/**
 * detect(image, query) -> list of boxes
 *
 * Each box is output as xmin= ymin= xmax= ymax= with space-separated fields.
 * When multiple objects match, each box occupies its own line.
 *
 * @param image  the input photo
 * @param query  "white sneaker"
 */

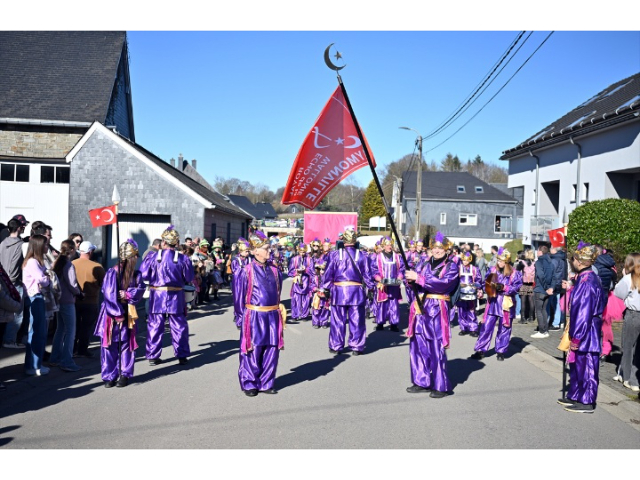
xmin=623 ymin=381 xmax=640 ymax=392
xmin=613 ymin=374 xmax=623 ymax=382
xmin=530 ymin=332 xmax=549 ymax=339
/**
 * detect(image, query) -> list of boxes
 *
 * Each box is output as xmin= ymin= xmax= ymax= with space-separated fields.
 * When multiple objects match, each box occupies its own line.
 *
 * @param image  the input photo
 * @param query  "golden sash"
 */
xmin=150 ymin=286 xmax=184 ymax=291
xmin=245 ymin=304 xmax=279 ymax=312
xmin=335 ymin=281 xmax=362 ymax=286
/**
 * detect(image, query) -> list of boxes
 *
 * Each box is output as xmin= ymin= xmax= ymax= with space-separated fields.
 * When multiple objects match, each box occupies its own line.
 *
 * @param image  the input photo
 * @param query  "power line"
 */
xmin=424 ymin=31 xmax=555 ymax=155
xmin=423 ymin=31 xmax=527 ymax=141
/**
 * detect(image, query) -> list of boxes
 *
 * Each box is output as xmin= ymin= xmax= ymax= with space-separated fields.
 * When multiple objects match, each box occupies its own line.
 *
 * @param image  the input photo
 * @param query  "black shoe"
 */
xmin=429 ymin=390 xmax=447 ymax=399
xmin=496 ymin=353 xmax=505 ymax=361
xmin=178 ymin=357 xmax=188 ymax=366
xmin=375 ymin=324 xmax=384 ymax=331
xmin=557 ymin=397 xmax=577 ymax=407
xmin=549 ymin=325 xmax=561 ymax=331
xmin=458 ymin=330 xmax=468 ymax=336
xmin=564 ymin=403 xmax=595 ymax=414
xmin=470 ymin=351 xmax=484 ymax=360
xmin=149 ymin=358 xmax=162 ymax=366
xmin=389 ymin=325 xmax=399 ymax=332
xmin=312 ymin=325 xmax=320 ymax=329
xmin=104 ymin=380 xmax=116 ymax=388
xmin=351 ymin=350 xmax=362 ymax=356
xmin=470 ymin=331 xmax=479 ymax=337
xmin=518 ymin=319 xmax=527 ymax=324
xmin=244 ymin=389 xmax=259 ymax=397
xmin=116 ymin=376 xmax=129 ymax=388
xmin=406 ymin=384 xmax=430 ymax=393
xmin=237 ymin=326 xmax=241 ymax=330
xmin=329 ymin=349 xmax=340 ymax=355
xmin=322 ymin=324 xmax=329 ymax=329
xmin=260 ymin=388 xmax=278 ymax=394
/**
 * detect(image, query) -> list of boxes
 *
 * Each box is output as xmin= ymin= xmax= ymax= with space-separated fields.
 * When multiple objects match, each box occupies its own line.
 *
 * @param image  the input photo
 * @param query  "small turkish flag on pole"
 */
xmin=548 ymin=226 xmax=566 ymax=248
xmin=282 ymin=86 xmax=376 ymax=209
xmin=88 ymin=205 xmax=118 ymax=228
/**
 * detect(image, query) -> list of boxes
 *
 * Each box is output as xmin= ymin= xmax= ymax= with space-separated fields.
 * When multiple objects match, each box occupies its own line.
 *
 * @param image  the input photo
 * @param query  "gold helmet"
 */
xmin=237 ymin=237 xmax=251 ymax=252
xmin=573 ymin=241 xmax=598 ymax=264
xmin=342 ymin=225 xmax=357 ymax=244
xmin=248 ymin=230 xmax=269 ymax=249
xmin=429 ymin=231 xmax=452 ymax=250
xmin=161 ymin=225 xmax=180 ymax=246
xmin=496 ymin=247 xmax=511 ymax=263
xmin=119 ymin=238 xmax=139 ymax=261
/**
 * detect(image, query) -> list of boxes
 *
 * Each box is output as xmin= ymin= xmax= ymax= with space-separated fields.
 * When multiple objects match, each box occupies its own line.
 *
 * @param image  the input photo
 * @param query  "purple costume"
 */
xmin=456 ymin=264 xmax=482 ymax=334
xmin=288 ymin=254 xmax=313 ymax=320
xmin=140 ymin=248 xmax=195 ymax=361
xmin=367 ymin=252 xmax=379 ymax=318
xmin=94 ymin=267 xmax=146 ymax=381
xmin=567 ymin=268 xmax=604 ymax=405
xmin=405 ymin=250 xmax=420 ymax=306
xmin=237 ymin=259 xmax=284 ymax=391
xmin=371 ymin=251 xmax=405 ymax=326
xmin=407 ymin=257 xmax=459 ymax=393
xmin=231 ymin=254 xmax=250 ymax=327
xmin=322 ymin=246 xmax=374 ymax=353
xmin=310 ymin=267 xmax=331 ymax=328
xmin=473 ymin=266 xmax=523 ymax=355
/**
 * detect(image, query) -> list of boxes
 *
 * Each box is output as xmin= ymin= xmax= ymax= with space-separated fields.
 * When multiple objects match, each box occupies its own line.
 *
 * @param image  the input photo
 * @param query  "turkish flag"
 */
xmin=548 ymin=226 xmax=566 ymax=247
xmin=88 ymin=205 xmax=117 ymax=228
xmin=282 ymin=86 xmax=376 ymax=209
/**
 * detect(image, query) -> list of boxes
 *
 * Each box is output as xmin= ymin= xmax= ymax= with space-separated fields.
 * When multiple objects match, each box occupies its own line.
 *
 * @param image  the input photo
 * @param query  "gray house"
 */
xmin=401 ymin=171 xmax=522 ymax=250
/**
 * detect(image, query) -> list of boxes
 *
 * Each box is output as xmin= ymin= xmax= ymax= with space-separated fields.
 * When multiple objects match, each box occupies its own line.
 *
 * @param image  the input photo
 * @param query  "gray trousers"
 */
xmin=534 ymin=292 xmax=550 ymax=333
xmin=620 ymin=309 xmax=640 ymax=386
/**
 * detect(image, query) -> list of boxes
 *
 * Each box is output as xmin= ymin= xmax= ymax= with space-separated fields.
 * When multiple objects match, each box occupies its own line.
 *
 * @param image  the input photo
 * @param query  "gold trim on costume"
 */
xmin=150 ymin=286 xmax=184 ymax=291
xmin=245 ymin=304 xmax=279 ymax=312
xmin=425 ymin=294 xmax=450 ymax=300
xmin=335 ymin=281 xmax=362 ymax=286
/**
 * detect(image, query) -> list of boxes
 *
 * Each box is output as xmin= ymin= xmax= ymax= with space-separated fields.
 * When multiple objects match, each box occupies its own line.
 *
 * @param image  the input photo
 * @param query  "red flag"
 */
xmin=88 ymin=205 xmax=117 ymax=228
xmin=548 ymin=226 xmax=566 ymax=247
xmin=282 ymin=86 xmax=376 ymax=209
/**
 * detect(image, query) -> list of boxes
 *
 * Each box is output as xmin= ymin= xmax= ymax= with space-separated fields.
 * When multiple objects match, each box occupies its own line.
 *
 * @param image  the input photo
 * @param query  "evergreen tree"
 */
xmin=360 ymin=180 xmax=386 ymax=226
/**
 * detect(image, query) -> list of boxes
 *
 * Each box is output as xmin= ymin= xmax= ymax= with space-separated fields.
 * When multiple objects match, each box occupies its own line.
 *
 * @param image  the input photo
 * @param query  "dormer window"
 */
xmin=457 ymin=186 xmax=465 ymax=193
xmin=475 ymin=186 xmax=484 ymax=193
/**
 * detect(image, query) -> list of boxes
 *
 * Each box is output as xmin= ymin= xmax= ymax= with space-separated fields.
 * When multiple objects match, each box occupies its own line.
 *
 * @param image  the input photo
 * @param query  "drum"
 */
xmin=459 ymin=284 xmax=477 ymax=301
xmin=184 ymin=285 xmax=196 ymax=304
xmin=485 ymin=272 xmax=499 ymax=298
xmin=382 ymin=278 xmax=402 ymax=286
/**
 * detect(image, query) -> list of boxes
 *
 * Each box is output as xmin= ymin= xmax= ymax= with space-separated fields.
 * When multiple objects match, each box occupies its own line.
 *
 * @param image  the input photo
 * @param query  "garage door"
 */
xmin=107 ymin=214 xmax=171 ymax=268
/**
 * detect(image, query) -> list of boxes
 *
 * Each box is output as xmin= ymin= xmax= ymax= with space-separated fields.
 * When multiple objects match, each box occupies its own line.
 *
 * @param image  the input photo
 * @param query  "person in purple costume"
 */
xmin=558 ymin=242 xmax=604 ymax=413
xmin=404 ymin=241 xmax=419 ymax=307
xmin=140 ymin=225 xmax=195 ymax=366
xmin=237 ymin=230 xmax=285 ymax=396
xmin=321 ymin=226 xmax=374 ymax=356
xmin=470 ymin=248 xmax=522 ymax=361
xmin=367 ymin=244 xmax=381 ymax=320
xmin=288 ymin=243 xmax=313 ymax=321
xmin=456 ymin=251 xmax=483 ymax=337
xmin=371 ymin=236 xmax=405 ymax=332
xmin=94 ymin=239 xmax=146 ymax=388
xmin=231 ymin=237 xmax=251 ymax=329
xmin=405 ymin=232 xmax=459 ymax=398
xmin=310 ymin=261 xmax=331 ymax=329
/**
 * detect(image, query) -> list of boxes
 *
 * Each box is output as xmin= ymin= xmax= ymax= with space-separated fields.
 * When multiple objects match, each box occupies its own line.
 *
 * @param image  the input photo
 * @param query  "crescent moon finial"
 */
xmin=324 ymin=43 xmax=346 ymax=71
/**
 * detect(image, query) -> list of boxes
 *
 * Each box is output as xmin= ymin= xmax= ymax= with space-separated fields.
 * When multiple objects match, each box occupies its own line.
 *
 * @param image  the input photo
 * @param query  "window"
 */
xmin=457 ymin=185 xmax=466 ymax=193
xmin=571 ymin=184 xmax=577 ymax=203
xmin=0 ymin=163 xmax=29 ymax=182
xmin=41 ymin=165 xmax=69 ymax=184
xmin=494 ymin=215 xmax=513 ymax=233
xmin=440 ymin=213 xmax=446 ymax=225
xmin=459 ymin=213 xmax=477 ymax=226
xmin=475 ymin=186 xmax=484 ymax=193
xmin=583 ymin=183 xmax=589 ymax=203
xmin=211 ymin=223 xmax=217 ymax=239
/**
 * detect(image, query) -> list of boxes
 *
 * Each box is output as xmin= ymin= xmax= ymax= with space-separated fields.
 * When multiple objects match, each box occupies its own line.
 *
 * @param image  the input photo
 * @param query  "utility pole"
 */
xmin=400 ymin=127 xmax=423 ymax=241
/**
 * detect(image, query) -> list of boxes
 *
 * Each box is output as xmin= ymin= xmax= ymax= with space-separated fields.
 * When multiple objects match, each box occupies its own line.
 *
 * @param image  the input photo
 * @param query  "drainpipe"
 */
xmin=529 ymin=150 xmax=540 ymax=244
xmin=570 ymin=136 xmax=582 ymax=206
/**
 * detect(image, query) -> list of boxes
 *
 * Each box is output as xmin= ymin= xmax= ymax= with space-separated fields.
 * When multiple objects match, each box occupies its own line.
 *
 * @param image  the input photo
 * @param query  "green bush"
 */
xmin=503 ymin=238 xmax=523 ymax=256
xmin=568 ymin=198 xmax=640 ymax=276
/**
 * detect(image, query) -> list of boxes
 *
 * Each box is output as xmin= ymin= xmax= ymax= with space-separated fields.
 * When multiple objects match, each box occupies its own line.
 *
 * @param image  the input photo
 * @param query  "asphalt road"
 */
xmin=1 ymin=278 xmax=638 ymax=449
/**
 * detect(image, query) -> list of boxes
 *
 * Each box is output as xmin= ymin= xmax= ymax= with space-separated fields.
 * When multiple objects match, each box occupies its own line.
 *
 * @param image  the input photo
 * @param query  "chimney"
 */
xmin=192 ymin=159 xmax=197 ymax=170
xmin=170 ymin=157 xmax=175 ymax=168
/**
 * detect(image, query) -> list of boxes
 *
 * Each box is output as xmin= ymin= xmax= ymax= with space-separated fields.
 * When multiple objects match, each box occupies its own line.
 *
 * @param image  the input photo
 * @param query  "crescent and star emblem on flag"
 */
xmin=88 ymin=204 xmax=118 ymax=228
xmin=312 ymin=127 xmax=362 ymax=149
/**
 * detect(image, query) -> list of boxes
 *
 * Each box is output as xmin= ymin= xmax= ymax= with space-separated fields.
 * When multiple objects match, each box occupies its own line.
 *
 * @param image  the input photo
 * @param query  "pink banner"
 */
xmin=303 ymin=212 xmax=358 ymax=245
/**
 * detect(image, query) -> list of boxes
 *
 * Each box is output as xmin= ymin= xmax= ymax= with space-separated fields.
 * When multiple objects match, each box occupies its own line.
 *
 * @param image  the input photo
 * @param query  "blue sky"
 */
xmin=126 ymin=30 xmax=639 ymax=192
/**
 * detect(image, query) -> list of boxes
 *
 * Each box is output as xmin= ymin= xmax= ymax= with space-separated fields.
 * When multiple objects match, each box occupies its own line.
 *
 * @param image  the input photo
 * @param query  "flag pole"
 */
xmin=112 ymin=186 xmax=124 ymax=381
xmin=330 ymin=67 xmax=426 ymax=314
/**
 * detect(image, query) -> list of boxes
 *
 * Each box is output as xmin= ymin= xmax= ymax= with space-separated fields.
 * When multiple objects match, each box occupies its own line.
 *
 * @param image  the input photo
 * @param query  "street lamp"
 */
xmin=399 ymin=127 xmax=423 ymax=241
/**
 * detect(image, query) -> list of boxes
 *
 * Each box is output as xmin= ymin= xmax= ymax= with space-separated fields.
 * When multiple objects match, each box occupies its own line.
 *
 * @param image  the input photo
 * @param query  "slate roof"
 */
xmin=501 ymin=72 xmax=640 ymax=160
xmin=0 ymin=31 xmax=126 ymax=123
xmin=227 ymin=195 xmax=260 ymax=219
xmin=255 ymin=202 xmax=278 ymax=219
xmin=122 ymin=140 xmax=253 ymax=219
xmin=402 ymin=171 xmax=517 ymax=203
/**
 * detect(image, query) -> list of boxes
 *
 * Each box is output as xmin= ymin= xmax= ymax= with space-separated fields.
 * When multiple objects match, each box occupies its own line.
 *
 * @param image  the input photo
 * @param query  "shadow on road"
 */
xmin=448 ymin=357 xmax=485 ymax=388
xmin=277 ymin=354 xmax=349 ymax=390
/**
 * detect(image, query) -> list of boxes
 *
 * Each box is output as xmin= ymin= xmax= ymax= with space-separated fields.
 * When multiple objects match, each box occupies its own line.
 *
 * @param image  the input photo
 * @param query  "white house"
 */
xmin=501 ymin=72 xmax=640 ymax=246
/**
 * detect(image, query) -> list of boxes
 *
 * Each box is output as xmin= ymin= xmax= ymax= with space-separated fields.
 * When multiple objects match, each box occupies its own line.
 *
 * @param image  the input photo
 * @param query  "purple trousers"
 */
xmin=329 ymin=304 xmax=366 ymax=352
xmin=291 ymin=292 xmax=311 ymax=320
xmin=409 ymin=331 xmax=451 ymax=392
xmin=457 ymin=300 xmax=479 ymax=333
xmin=100 ymin=323 xmax=135 ymax=381
xmin=312 ymin=307 xmax=330 ymax=327
xmin=375 ymin=298 xmax=400 ymax=326
xmin=238 ymin=345 xmax=280 ymax=391
xmin=146 ymin=313 xmax=190 ymax=359
xmin=568 ymin=352 xmax=600 ymax=405
xmin=474 ymin=313 xmax=511 ymax=354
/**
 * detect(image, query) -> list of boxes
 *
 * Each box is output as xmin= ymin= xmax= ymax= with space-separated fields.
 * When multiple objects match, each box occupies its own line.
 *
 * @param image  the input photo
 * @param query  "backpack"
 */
xmin=523 ymin=261 xmax=535 ymax=283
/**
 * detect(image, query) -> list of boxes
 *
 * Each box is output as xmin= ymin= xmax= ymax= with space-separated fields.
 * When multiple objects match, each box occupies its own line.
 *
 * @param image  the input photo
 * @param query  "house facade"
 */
xmin=401 ymin=171 xmax=522 ymax=251
xmin=501 ymin=72 xmax=640 ymax=246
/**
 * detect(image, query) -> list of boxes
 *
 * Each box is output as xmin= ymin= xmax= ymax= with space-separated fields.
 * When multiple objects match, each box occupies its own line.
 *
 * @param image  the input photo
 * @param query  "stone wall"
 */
xmin=0 ymin=128 xmax=82 ymax=158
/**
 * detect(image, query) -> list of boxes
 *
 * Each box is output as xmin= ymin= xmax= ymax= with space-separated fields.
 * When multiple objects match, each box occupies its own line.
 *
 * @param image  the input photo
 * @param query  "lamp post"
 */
xmin=399 ymin=127 xmax=423 ymax=241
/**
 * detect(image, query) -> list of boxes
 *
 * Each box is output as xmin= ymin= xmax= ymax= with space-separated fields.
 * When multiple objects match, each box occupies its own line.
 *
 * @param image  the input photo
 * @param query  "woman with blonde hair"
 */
xmin=613 ymin=253 xmax=640 ymax=392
